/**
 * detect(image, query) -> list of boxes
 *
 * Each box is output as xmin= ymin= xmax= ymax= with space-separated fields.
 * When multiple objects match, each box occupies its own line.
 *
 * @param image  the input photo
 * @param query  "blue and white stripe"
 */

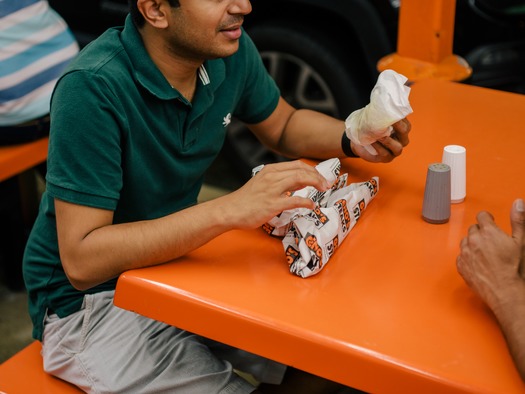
xmin=0 ymin=0 xmax=79 ymax=125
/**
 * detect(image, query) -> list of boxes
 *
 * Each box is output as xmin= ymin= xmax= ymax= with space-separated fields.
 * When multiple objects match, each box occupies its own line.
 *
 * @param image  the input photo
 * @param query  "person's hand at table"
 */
xmin=220 ymin=160 xmax=331 ymax=230
xmin=456 ymin=198 xmax=525 ymax=381
xmin=457 ymin=198 xmax=525 ymax=311
xmin=349 ymin=118 xmax=411 ymax=163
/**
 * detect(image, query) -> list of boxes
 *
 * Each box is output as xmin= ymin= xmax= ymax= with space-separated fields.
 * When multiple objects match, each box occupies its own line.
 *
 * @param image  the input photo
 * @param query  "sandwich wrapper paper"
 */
xmin=253 ymin=158 xmax=379 ymax=278
xmin=345 ymin=69 xmax=413 ymax=155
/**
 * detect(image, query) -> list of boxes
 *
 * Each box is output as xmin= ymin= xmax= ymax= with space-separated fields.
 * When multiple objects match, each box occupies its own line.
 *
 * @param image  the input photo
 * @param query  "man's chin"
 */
xmin=208 ymin=43 xmax=240 ymax=59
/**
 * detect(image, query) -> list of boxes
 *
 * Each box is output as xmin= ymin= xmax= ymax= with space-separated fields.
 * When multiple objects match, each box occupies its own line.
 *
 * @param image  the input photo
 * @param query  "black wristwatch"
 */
xmin=341 ymin=132 xmax=359 ymax=158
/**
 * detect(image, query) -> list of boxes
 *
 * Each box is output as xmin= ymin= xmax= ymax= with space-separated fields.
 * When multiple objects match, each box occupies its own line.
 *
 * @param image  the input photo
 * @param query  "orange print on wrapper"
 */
xmin=312 ymin=206 xmax=329 ymax=226
xmin=334 ymin=199 xmax=351 ymax=233
xmin=285 ymin=245 xmax=300 ymax=267
xmin=305 ymin=233 xmax=323 ymax=268
xmin=262 ymin=223 xmax=275 ymax=235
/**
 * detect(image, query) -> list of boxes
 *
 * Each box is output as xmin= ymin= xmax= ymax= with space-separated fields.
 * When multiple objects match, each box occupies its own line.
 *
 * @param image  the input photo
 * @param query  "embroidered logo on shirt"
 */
xmin=222 ymin=113 xmax=232 ymax=127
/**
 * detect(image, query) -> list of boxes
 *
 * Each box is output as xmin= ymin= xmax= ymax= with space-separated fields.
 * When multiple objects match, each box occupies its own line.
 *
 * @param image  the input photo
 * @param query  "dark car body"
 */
xmin=49 ymin=0 xmax=525 ymax=179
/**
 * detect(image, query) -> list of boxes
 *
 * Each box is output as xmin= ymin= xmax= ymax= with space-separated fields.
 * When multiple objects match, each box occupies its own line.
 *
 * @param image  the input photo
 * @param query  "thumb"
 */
xmin=510 ymin=198 xmax=525 ymax=243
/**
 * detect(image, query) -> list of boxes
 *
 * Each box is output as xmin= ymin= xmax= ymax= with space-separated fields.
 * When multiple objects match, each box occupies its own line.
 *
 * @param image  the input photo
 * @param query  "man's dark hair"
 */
xmin=128 ymin=0 xmax=181 ymax=28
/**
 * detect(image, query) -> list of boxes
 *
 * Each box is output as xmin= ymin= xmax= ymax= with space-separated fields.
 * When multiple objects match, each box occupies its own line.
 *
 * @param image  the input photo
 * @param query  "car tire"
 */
xmin=223 ymin=22 xmax=369 ymax=181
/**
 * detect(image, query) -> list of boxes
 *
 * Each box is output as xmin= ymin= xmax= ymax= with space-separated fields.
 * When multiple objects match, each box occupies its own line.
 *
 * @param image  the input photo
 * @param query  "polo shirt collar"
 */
xmin=120 ymin=15 xmax=225 ymax=102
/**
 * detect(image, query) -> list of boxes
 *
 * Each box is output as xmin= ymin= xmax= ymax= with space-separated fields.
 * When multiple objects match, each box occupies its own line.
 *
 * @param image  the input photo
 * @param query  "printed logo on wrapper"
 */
xmin=304 ymin=207 xmax=330 ymax=229
xmin=253 ymin=158 xmax=380 ymax=278
xmin=368 ymin=178 xmax=378 ymax=195
xmin=334 ymin=199 xmax=351 ymax=234
xmin=305 ymin=233 xmax=323 ymax=261
xmin=262 ymin=223 xmax=275 ymax=235
xmin=285 ymin=245 xmax=301 ymax=267
xmin=353 ymin=199 xmax=366 ymax=221
xmin=326 ymin=235 xmax=339 ymax=259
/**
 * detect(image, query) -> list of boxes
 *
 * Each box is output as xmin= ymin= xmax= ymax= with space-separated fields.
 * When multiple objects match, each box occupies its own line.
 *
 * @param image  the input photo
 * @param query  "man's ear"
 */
xmin=137 ymin=0 xmax=169 ymax=28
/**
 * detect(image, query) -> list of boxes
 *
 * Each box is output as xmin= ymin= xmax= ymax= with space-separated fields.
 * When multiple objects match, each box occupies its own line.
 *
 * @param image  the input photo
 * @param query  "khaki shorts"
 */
xmin=42 ymin=291 xmax=286 ymax=394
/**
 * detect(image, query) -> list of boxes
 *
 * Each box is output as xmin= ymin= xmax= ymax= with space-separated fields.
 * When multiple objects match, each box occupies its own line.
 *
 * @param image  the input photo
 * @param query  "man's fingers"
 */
xmin=467 ymin=222 xmax=480 ymax=236
xmin=261 ymin=160 xmax=313 ymax=173
xmin=391 ymin=118 xmax=411 ymax=146
xmin=279 ymin=196 xmax=316 ymax=212
xmin=258 ymin=160 xmax=331 ymax=192
xmin=476 ymin=211 xmax=495 ymax=228
xmin=374 ymin=137 xmax=403 ymax=158
xmin=459 ymin=235 xmax=468 ymax=250
xmin=511 ymin=198 xmax=525 ymax=243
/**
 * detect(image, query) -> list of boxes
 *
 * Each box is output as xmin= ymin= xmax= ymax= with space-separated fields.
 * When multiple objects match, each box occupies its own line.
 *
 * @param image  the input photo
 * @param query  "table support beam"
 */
xmin=378 ymin=0 xmax=472 ymax=81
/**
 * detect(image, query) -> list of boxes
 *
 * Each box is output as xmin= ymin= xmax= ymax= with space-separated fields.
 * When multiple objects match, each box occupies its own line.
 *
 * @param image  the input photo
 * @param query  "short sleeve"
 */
xmin=46 ymin=70 xmax=124 ymax=210
xmin=232 ymin=32 xmax=280 ymax=124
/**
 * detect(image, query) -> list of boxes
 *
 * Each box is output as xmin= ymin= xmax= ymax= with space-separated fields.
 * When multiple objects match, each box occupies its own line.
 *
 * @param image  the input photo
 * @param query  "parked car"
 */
xmin=49 ymin=0 xmax=525 ymax=181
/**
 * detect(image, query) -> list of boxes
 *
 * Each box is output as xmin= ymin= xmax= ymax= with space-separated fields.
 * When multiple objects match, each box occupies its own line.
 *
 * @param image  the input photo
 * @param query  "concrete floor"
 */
xmin=0 ymin=282 xmax=33 ymax=363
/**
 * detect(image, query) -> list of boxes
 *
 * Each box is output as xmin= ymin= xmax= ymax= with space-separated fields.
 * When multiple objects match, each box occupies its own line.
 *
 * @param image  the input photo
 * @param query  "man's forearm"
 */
xmin=59 ymin=196 xmax=236 ymax=291
xmin=278 ymin=108 xmax=345 ymax=159
xmin=491 ymin=279 xmax=525 ymax=381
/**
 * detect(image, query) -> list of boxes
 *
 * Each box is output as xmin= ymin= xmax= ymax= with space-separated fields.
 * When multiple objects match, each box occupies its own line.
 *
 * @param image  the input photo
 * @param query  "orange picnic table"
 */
xmin=114 ymin=79 xmax=525 ymax=393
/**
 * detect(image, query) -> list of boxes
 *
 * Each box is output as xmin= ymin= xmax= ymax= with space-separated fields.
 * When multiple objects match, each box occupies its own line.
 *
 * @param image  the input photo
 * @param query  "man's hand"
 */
xmin=456 ymin=199 xmax=525 ymax=382
xmin=456 ymin=199 xmax=525 ymax=310
xmin=221 ymin=160 xmax=331 ymax=230
xmin=351 ymin=118 xmax=411 ymax=163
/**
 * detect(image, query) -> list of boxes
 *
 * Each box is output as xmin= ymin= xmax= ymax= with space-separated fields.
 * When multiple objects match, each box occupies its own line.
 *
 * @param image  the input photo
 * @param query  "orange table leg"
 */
xmin=378 ymin=0 xmax=472 ymax=82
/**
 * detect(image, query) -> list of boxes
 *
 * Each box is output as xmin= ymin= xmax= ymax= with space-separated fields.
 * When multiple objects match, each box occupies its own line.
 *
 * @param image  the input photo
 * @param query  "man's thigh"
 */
xmin=42 ymin=291 xmax=257 ymax=394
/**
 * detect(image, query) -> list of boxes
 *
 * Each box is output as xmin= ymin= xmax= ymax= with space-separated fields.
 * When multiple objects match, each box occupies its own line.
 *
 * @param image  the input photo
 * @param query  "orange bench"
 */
xmin=0 ymin=137 xmax=49 ymax=183
xmin=0 ymin=341 xmax=83 ymax=393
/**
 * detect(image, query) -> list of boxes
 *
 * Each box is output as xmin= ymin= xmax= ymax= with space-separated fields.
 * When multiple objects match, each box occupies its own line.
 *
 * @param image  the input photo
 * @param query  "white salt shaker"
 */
xmin=442 ymin=145 xmax=466 ymax=203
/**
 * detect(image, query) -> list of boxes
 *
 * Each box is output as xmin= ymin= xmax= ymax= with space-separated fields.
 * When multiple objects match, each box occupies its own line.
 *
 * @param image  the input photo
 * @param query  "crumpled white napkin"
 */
xmin=345 ymin=69 xmax=413 ymax=155
xmin=254 ymin=158 xmax=379 ymax=278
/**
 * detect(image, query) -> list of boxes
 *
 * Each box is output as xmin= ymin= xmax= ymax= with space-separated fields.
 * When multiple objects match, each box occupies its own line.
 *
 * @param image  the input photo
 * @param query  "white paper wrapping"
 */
xmin=345 ymin=69 xmax=413 ymax=155
xmin=254 ymin=158 xmax=379 ymax=278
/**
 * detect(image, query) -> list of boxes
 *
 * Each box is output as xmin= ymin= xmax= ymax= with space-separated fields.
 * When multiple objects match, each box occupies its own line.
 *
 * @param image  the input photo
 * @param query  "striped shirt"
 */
xmin=0 ymin=0 xmax=79 ymax=126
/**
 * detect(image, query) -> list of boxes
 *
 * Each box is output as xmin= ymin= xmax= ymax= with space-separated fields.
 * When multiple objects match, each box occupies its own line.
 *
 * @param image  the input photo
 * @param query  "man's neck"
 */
xmin=142 ymin=29 xmax=201 ymax=102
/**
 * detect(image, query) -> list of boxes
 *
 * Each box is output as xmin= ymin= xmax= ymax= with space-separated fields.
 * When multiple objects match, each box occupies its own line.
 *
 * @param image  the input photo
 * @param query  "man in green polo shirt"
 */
xmin=23 ymin=0 xmax=411 ymax=392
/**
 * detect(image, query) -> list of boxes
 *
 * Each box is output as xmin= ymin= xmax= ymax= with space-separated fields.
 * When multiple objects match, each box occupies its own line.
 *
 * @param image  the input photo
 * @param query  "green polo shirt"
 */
xmin=23 ymin=15 xmax=280 ymax=341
